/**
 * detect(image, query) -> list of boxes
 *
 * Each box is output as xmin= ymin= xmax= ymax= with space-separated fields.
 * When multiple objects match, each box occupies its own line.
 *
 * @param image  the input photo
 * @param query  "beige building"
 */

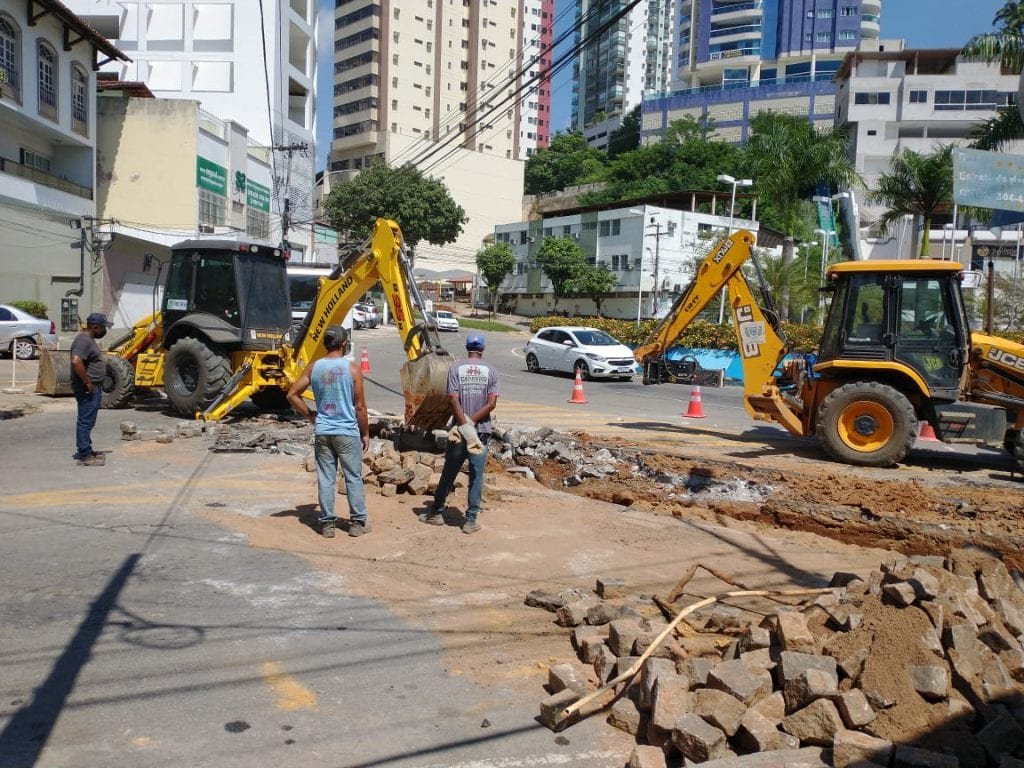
xmin=94 ymin=86 xmax=276 ymax=329
xmin=330 ymin=1 xmax=526 ymax=272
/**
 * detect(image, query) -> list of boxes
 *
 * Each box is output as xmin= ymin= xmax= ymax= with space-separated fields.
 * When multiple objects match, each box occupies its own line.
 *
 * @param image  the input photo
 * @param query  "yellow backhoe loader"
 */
xmin=635 ymin=230 xmax=1024 ymax=471
xmin=101 ymin=218 xmax=452 ymax=429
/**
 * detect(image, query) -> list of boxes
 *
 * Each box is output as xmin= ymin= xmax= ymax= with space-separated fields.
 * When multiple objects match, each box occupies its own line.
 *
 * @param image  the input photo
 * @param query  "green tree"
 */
xmin=606 ymin=105 xmax=641 ymax=159
xmin=963 ymin=2 xmax=1024 ymax=148
xmin=476 ymin=242 xmax=516 ymax=317
xmin=535 ymin=237 xmax=586 ymax=310
xmin=868 ymin=146 xmax=953 ymax=258
xmin=524 ymin=131 xmax=608 ymax=194
xmin=744 ymin=112 xmax=858 ymax=319
xmin=567 ymin=265 xmax=618 ymax=317
xmin=323 ymin=161 xmax=467 ymax=259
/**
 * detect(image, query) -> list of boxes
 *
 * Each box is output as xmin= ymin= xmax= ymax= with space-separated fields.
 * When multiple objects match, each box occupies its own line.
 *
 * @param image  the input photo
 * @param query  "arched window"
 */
xmin=38 ymin=41 xmax=57 ymax=118
xmin=71 ymin=63 xmax=87 ymax=132
xmin=0 ymin=15 xmax=20 ymax=101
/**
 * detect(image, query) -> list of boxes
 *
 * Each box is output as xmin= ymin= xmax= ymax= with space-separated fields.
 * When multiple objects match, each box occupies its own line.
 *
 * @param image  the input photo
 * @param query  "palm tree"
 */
xmin=969 ymin=105 xmax=1024 ymax=150
xmin=744 ymin=112 xmax=859 ymax=319
xmin=963 ymin=1 xmax=1024 ymax=79
xmin=869 ymin=146 xmax=954 ymax=258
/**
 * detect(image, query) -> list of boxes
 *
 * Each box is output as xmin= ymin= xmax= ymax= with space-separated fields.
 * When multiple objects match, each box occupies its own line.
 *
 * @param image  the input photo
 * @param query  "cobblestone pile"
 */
xmin=530 ymin=551 xmax=1024 ymax=767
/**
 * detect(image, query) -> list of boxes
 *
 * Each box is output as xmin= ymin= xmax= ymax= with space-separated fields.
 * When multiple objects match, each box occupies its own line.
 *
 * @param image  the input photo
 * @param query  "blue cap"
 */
xmin=86 ymin=312 xmax=113 ymax=327
xmin=465 ymin=333 xmax=485 ymax=351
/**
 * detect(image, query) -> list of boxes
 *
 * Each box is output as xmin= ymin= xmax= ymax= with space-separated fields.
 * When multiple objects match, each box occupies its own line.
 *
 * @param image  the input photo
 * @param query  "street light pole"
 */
xmin=715 ymin=174 xmax=752 ymax=323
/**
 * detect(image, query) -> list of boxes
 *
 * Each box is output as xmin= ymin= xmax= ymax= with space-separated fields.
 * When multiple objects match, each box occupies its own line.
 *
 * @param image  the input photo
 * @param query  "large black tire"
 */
xmin=163 ymin=337 xmax=232 ymax=416
xmin=525 ymin=352 xmax=540 ymax=373
xmin=815 ymin=381 xmax=917 ymax=468
xmin=101 ymin=356 xmax=135 ymax=409
xmin=249 ymin=388 xmax=290 ymax=411
xmin=1006 ymin=430 xmax=1024 ymax=470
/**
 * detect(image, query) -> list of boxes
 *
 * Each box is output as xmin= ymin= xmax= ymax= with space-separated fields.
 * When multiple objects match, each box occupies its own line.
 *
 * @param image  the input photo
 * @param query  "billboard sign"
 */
xmin=953 ymin=147 xmax=1024 ymax=213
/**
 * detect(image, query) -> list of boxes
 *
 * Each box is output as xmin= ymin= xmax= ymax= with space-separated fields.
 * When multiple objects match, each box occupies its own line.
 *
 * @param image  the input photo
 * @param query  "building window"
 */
xmin=21 ymin=147 xmax=51 ymax=173
xmin=840 ymin=6 xmax=857 ymax=15
xmin=934 ymin=89 xmax=1014 ymax=110
xmin=71 ymin=64 xmax=87 ymax=132
xmin=838 ymin=30 xmax=857 ymax=40
xmin=37 ymin=42 xmax=57 ymax=119
xmin=599 ymin=219 xmax=621 ymax=237
xmin=198 ymin=188 xmax=227 ymax=228
xmin=0 ymin=15 xmax=20 ymax=100
xmin=909 ymin=90 xmax=928 ymax=103
xmin=817 ymin=7 xmax=833 ymax=17
xmin=854 ymin=92 xmax=891 ymax=105
xmin=246 ymin=207 xmax=270 ymax=240
xmin=815 ymin=32 xmax=832 ymax=43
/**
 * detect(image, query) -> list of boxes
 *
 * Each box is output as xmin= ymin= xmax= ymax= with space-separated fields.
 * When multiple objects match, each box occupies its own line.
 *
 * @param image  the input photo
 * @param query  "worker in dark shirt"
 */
xmin=70 ymin=312 xmax=113 ymax=466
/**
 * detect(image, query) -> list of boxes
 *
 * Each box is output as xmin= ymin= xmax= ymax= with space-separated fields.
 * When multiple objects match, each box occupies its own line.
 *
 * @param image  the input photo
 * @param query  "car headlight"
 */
xmin=585 ymin=352 xmax=606 ymax=362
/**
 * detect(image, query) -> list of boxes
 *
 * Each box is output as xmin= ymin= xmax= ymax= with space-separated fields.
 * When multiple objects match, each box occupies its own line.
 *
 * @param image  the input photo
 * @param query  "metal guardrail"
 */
xmin=0 ymin=156 xmax=93 ymax=199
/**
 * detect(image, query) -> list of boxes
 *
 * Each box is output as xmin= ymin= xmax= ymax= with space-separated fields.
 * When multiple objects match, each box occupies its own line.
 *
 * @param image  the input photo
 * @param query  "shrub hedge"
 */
xmin=10 ymin=300 xmax=49 ymax=319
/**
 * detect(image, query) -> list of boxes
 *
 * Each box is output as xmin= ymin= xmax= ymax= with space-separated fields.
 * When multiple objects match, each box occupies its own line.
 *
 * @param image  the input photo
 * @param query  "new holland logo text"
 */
xmin=310 ymin=276 xmax=354 ymax=343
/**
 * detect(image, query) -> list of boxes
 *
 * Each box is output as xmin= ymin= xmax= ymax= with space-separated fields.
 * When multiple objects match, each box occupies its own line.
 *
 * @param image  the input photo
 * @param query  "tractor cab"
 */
xmin=163 ymin=239 xmax=292 ymax=351
xmin=819 ymin=260 xmax=970 ymax=401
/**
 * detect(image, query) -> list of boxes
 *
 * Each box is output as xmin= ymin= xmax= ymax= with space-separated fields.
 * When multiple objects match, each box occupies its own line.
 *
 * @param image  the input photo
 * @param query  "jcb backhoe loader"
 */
xmin=101 ymin=218 xmax=452 ymax=429
xmin=635 ymin=230 xmax=1024 ymax=471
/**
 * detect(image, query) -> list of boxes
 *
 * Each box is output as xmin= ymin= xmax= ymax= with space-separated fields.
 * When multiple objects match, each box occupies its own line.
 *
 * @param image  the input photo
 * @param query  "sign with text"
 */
xmin=196 ymin=157 xmax=227 ymax=196
xmin=246 ymin=179 xmax=270 ymax=212
xmin=953 ymin=147 xmax=1024 ymax=213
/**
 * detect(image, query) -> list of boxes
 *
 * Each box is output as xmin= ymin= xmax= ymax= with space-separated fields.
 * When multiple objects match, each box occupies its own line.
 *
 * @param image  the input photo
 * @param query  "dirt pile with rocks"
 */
xmin=528 ymin=551 xmax=1024 ymax=767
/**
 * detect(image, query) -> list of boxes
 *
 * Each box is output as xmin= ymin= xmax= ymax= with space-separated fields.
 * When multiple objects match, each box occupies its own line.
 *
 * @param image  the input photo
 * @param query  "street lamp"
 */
xmin=715 ymin=174 xmax=753 ymax=323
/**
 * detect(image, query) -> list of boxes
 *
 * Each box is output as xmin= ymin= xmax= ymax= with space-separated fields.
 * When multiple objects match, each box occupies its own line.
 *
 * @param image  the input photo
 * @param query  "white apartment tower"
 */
xmin=330 ymin=0 xmax=527 ymax=270
xmin=573 ymin=0 xmax=675 ymax=149
xmin=64 ymin=0 xmax=318 ymax=252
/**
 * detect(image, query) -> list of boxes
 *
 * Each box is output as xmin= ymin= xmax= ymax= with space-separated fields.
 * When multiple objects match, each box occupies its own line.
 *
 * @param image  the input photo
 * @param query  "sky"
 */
xmin=316 ymin=0 xmax=1009 ymax=169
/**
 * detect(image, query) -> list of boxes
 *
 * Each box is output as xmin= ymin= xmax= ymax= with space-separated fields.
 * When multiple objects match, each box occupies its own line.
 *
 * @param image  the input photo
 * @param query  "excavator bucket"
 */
xmin=401 ymin=352 xmax=453 ymax=431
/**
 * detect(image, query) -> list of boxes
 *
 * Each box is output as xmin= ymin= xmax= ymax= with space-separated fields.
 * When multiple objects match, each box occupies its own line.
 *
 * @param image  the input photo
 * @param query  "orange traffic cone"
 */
xmin=682 ymin=385 xmax=706 ymax=419
xmin=568 ymin=369 xmax=588 ymax=404
xmin=360 ymin=347 xmax=371 ymax=373
xmin=918 ymin=422 xmax=939 ymax=441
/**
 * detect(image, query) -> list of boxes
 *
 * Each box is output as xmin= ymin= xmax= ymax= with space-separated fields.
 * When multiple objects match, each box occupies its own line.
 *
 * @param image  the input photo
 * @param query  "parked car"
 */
xmin=353 ymin=302 xmax=380 ymax=329
xmin=524 ymin=326 xmax=636 ymax=381
xmin=432 ymin=310 xmax=460 ymax=332
xmin=0 ymin=304 xmax=59 ymax=360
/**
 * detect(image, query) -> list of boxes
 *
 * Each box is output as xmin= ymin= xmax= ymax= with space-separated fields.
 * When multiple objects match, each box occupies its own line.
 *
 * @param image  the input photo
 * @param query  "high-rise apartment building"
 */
xmin=572 ymin=0 xmax=675 ymax=149
xmin=65 ymin=0 xmax=318 ymax=253
xmin=330 ymin=1 xmax=530 ymax=270
xmin=643 ymin=0 xmax=881 ymax=143
xmin=520 ymin=0 xmax=555 ymax=155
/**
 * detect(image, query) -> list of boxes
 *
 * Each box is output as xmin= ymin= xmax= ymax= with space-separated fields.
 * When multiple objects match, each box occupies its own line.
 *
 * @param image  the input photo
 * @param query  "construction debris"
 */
xmin=529 ymin=553 xmax=1024 ymax=766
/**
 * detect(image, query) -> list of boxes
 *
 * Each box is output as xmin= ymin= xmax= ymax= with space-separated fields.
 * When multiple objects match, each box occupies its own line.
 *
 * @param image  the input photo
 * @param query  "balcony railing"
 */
xmin=862 ymin=13 xmax=880 ymax=23
xmin=646 ymin=71 xmax=835 ymax=100
xmin=710 ymin=23 xmax=762 ymax=38
xmin=0 ymin=155 xmax=93 ymax=199
xmin=709 ymin=46 xmax=760 ymax=60
xmin=711 ymin=1 xmax=762 ymax=15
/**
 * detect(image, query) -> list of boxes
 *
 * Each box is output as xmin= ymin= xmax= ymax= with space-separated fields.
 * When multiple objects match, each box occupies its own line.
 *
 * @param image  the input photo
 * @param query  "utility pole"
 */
xmin=273 ymin=142 xmax=308 ymax=251
xmin=647 ymin=216 xmax=671 ymax=317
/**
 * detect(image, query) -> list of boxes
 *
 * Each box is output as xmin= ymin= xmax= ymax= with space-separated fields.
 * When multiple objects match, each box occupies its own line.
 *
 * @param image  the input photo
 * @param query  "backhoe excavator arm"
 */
xmin=199 ymin=218 xmax=453 ymax=428
xmin=632 ymin=230 xmax=806 ymax=436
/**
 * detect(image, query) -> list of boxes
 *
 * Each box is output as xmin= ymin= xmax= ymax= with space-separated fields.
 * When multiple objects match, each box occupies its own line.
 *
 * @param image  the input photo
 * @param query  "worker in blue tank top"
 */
xmin=287 ymin=325 xmax=370 ymax=538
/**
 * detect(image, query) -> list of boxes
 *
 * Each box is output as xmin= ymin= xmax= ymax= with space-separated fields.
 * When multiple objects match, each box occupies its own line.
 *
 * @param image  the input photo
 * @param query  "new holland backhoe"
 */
xmin=635 ymin=230 xmax=1024 ymax=471
xmin=101 ymin=218 xmax=452 ymax=429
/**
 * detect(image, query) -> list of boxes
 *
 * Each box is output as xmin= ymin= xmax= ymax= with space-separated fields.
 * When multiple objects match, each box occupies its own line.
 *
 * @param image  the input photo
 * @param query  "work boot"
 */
xmin=418 ymin=506 xmax=445 ymax=525
xmin=462 ymin=517 xmax=481 ymax=534
xmin=348 ymin=520 xmax=371 ymax=537
xmin=79 ymin=454 xmax=105 ymax=467
xmin=321 ymin=520 xmax=336 ymax=538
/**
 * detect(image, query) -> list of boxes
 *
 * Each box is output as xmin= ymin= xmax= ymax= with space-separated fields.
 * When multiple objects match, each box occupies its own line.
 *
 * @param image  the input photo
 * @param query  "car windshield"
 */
xmin=572 ymin=330 xmax=618 ymax=346
xmin=436 ymin=311 xmax=453 ymax=319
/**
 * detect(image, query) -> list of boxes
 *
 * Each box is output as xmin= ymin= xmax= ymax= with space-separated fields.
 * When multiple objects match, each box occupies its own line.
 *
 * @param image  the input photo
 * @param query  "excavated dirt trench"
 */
xmin=508 ymin=436 xmax=1024 ymax=571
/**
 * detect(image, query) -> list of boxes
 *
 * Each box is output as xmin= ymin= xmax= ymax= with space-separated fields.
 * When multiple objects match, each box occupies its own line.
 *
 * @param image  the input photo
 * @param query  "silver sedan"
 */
xmin=0 ymin=304 xmax=60 ymax=360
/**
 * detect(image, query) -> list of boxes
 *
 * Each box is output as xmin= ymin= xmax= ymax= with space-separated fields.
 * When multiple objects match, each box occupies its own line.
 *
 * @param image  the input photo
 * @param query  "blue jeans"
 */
xmin=315 ymin=434 xmax=367 ymax=524
xmin=73 ymin=383 xmax=103 ymax=459
xmin=432 ymin=434 xmax=490 ymax=520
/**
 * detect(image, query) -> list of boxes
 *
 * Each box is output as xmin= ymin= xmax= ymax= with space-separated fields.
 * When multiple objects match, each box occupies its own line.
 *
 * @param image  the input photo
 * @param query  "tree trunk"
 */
xmin=919 ymin=215 xmax=932 ymax=258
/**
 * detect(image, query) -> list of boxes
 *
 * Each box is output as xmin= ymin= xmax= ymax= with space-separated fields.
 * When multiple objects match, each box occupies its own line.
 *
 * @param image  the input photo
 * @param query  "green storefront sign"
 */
xmin=196 ymin=157 xmax=227 ymax=195
xmin=247 ymin=180 xmax=271 ymax=212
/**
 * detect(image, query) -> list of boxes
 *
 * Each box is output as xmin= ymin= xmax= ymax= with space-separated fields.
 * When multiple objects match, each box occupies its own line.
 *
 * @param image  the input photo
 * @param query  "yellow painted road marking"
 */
xmin=261 ymin=661 xmax=317 ymax=711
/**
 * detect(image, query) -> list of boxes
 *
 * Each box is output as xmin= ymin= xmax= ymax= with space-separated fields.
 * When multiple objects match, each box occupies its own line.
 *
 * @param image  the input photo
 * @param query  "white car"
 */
xmin=0 ymin=304 xmax=60 ymax=360
xmin=432 ymin=310 xmax=460 ymax=332
xmin=524 ymin=326 xmax=636 ymax=381
xmin=353 ymin=302 xmax=380 ymax=329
